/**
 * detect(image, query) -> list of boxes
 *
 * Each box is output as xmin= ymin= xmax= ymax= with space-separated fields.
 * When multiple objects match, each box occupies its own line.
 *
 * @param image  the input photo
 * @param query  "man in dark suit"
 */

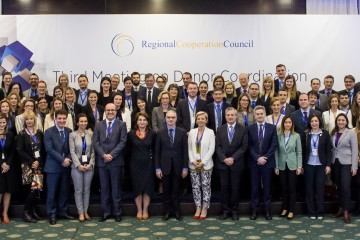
xmin=291 ymin=93 xmax=321 ymax=134
xmin=278 ymin=89 xmax=295 ymax=116
xmin=176 ymin=82 xmax=207 ymax=132
xmin=274 ymin=64 xmax=287 ymax=93
xmin=93 ymin=103 xmax=127 ymax=222
xmin=30 ymin=80 xmax=53 ymax=106
xmin=206 ymin=88 xmax=231 ymax=134
xmin=155 ymin=110 xmax=189 ymax=221
xmin=75 ymin=74 xmax=93 ymax=107
xmin=138 ymin=73 xmax=160 ymax=112
xmin=121 ymin=76 xmax=137 ymax=111
xmin=248 ymin=105 xmax=278 ymax=220
xmin=44 ymin=109 xmax=73 ymax=225
xmin=338 ymin=75 xmax=358 ymax=107
xmin=235 ymin=73 xmax=250 ymax=96
xmin=131 ymin=71 xmax=146 ymax=93
xmin=308 ymin=90 xmax=325 ymax=114
xmin=178 ymin=72 xmax=192 ymax=99
xmin=111 ymin=74 xmax=122 ymax=93
xmin=248 ymin=83 xmax=264 ymax=110
xmin=216 ymin=107 xmax=248 ymax=220
xmin=310 ymin=78 xmax=329 ymax=111
xmin=319 ymin=75 xmax=337 ymax=96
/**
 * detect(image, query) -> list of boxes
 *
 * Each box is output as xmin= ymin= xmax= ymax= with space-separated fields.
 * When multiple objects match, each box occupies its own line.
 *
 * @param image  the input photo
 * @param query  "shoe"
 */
xmin=99 ymin=214 xmax=110 ymax=222
xmin=344 ymin=211 xmax=351 ymax=224
xmin=332 ymin=208 xmax=343 ymax=218
xmin=193 ymin=215 xmax=200 ymax=219
xmin=84 ymin=214 xmax=92 ymax=221
xmin=265 ymin=211 xmax=272 ymax=220
xmin=175 ymin=212 xmax=183 ymax=221
xmin=49 ymin=216 xmax=56 ymax=225
xmin=199 ymin=216 xmax=206 ymax=220
xmin=279 ymin=210 xmax=288 ymax=217
xmin=23 ymin=211 xmax=37 ymax=223
xmin=218 ymin=212 xmax=229 ymax=220
xmin=317 ymin=216 xmax=323 ymax=220
xmin=232 ymin=212 xmax=239 ymax=221
xmin=162 ymin=212 xmax=170 ymax=221
xmin=310 ymin=216 xmax=316 ymax=220
xmin=250 ymin=211 xmax=258 ymax=220
xmin=142 ymin=215 xmax=149 ymax=221
xmin=32 ymin=210 xmax=42 ymax=221
xmin=115 ymin=215 xmax=122 ymax=222
xmin=59 ymin=214 xmax=75 ymax=220
xmin=79 ymin=214 xmax=85 ymax=223
xmin=287 ymin=212 xmax=294 ymax=220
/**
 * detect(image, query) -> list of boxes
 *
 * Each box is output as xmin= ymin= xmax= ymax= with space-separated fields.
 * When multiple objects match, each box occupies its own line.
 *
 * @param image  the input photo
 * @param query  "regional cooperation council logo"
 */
xmin=111 ymin=34 xmax=135 ymax=57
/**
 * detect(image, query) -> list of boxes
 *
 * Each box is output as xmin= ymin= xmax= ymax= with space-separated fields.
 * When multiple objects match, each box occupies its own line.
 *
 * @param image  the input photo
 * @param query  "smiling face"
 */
xmin=59 ymin=76 xmax=68 ymax=87
xmin=137 ymin=115 xmax=148 ymax=129
xmin=78 ymin=76 xmax=89 ymax=89
xmin=77 ymin=116 xmax=88 ymax=130
xmin=0 ymin=102 xmax=10 ymax=115
xmin=113 ymin=95 xmax=122 ymax=109
xmin=196 ymin=114 xmax=207 ymax=127
xmin=225 ymin=109 xmax=237 ymax=125
xmin=54 ymin=88 xmax=63 ymax=98
xmin=65 ymin=89 xmax=75 ymax=102
xmin=225 ymin=84 xmax=234 ymax=95
xmin=160 ymin=93 xmax=170 ymax=105
xmin=199 ymin=83 xmax=208 ymax=96
xmin=0 ymin=118 xmax=7 ymax=131
xmin=283 ymin=118 xmax=293 ymax=131
xmin=38 ymin=82 xmax=46 ymax=95
xmin=105 ymin=103 xmax=116 ymax=121
xmin=137 ymin=99 xmax=146 ymax=111
xmin=336 ymin=115 xmax=347 ymax=130
xmin=53 ymin=100 xmax=63 ymax=111
xmin=254 ymin=108 xmax=265 ymax=123
xmin=88 ymin=92 xmax=98 ymax=105
xmin=25 ymin=117 xmax=35 ymax=128
xmin=310 ymin=116 xmax=320 ymax=130
xmin=11 ymin=84 xmax=20 ymax=93
xmin=285 ymin=78 xmax=294 ymax=90
xmin=56 ymin=114 xmax=67 ymax=128
xmin=9 ymin=94 xmax=18 ymax=107
xmin=101 ymin=80 xmax=111 ymax=92
xmin=271 ymin=100 xmax=281 ymax=114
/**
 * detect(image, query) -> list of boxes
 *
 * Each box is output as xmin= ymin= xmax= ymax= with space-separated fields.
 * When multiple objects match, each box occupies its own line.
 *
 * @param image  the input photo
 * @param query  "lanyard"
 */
xmin=0 ymin=136 xmax=6 ymax=150
xmin=7 ymin=118 xmax=12 ymax=130
xmin=80 ymin=90 xmax=87 ymax=105
xmin=188 ymin=99 xmax=197 ymax=117
xmin=82 ymin=136 xmax=87 ymax=153
xmin=227 ymin=125 xmax=235 ymax=141
xmin=311 ymin=133 xmax=320 ymax=148
xmin=241 ymin=112 xmax=248 ymax=127
xmin=272 ymin=114 xmax=282 ymax=126
xmin=125 ymin=95 xmax=132 ymax=110
xmin=196 ymin=131 xmax=204 ymax=150
xmin=283 ymin=133 xmax=291 ymax=148
xmin=93 ymin=107 xmax=98 ymax=120
xmin=26 ymin=128 xmax=38 ymax=146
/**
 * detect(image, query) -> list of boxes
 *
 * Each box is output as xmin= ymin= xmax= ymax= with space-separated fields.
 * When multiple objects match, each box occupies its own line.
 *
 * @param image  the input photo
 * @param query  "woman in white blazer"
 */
xmin=107 ymin=92 xmax=131 ymax=132
xmin=188 ymin=111 xmax=215 ymax=220
xmin=331 ymin=113 xmax=358 ymax=224
xmin=43 ymin=97 xmax=74 ymax=132
xmin=322 ymin=94 xmax=351 ymax=133
xmin=15 ymin=98 xmax=43 ymax=134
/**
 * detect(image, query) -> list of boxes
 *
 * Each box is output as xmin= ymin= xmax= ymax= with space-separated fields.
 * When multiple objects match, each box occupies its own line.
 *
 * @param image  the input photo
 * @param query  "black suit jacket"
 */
xmin=281 ymin=103 xmax=296 ymax=116
xmin=31 ymin=94 xmax=54 ymax=106
xmin=121 ymin=89 xmax=138 ymax=111
xmin=319 ymin=89 xmax=337 ymax=95
xmin=215 ymin=123 xmax=248 ymax=170
xmin=206 ymin=102 xmax=232 ymax=134
xmin=178 ymin=85 xmax=188 ymax=99
xmin=83 ymin=104 xmax=104 ymax=131
xmin=75 ymin=88 xmax=94 ymax=106
xmin=301 ymin=130 xmax=332 ymax=167
xmin=155 ymin=127 xmax=188 ymax=175
xmin=176 ymin=98 xmax=207 ymax=132
xmin=138 ymin=87 xmax=160 ymax=111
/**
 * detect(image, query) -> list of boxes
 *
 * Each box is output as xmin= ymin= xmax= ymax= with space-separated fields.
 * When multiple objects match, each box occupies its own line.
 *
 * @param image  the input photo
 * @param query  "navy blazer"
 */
xmin=291 ymin=108 xmax=321 ymax=134
xmin=176 ymin=98 xmax=207 ymax=132
xmin=93 ymin=119 xmax=127 ymax=168
xmin=206 ymin=102 xmax=232 ymax=134
xmin=247 ymin=122 xmax=278 ymax=168
xmin=44 ymin=126 xmax=72 ymax=173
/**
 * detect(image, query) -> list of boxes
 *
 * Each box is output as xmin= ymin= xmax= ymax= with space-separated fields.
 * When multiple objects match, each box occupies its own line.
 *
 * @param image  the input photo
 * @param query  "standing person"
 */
xmin=198 ymin=81 xmax=212 ymax=104
xmin=283 ymin=75 xmax=300 ymax=110
xmin=98 ymin=77 xmax=113 ymax=107
xmin=7 ymin=82 xmax=26 ymax=103
xmin=236 ymin=93 xmax=255 ymax=127
xmin=69 ymin=113 xmax=95 ymax=223
xmin=223 ymin=82 xmax=238 ymax=109
xmin=352 ymin=115 xmax=360 ymax=216
xmin=23 ymin=73 xmax=39 ymax=98
xmin=351 ymin=92 xmax=360 ymax=127
xmin=338 ymin=75 xmax=358 ymax=107
xmin=7 ymin=92 xmax=21 ymax=118
xmin=44 ymin=97 xmax=74 ymax=132
xmin=57 ymin=73 xmax=70 ymax=90
xmin=188 ymin=111 xmax=215 ymax=220
xmin=152 ymin=91 xmax=175 ymax=133
xmin=156 ymin=76 xmax=168 ymax=92
xmin=178 ymin=72 xmax=192 ymax=99
xmin=111 ymin=74 xmax=121 ymax=93
xmin=111 ymin=92 xmax=131 ymax=132
xmin=265 ymin=97 xmax=284 ymax=133
xmin=0 ymin=100 xmax=16 ymax=134
xmin=1 ymin=72 xmax=12 ymax=99
xmin=278 ymin=90 xmax=295 ymax=116
xmin=76 ymin=74 xmax=92 ymax=107
xmin=138 ymin=73 xmax=160 ymax=112
xmin=260 ymin=75 xmax=276 ymax=115
xmin=248 ymin=106 xmax=278 ymax=220
xmin=37 ymin=97 xmax=50 ymax=128
xmin=82 ymin=90 xmax=104 ymax=131
xmin=207 ymin=75 xmax=225 ymax=101
xmin=155 ymin=110 xmax=188 ymax=221
xmin=130 ymin=96 xmax=151 ymax=130
xmin=319 ymin=75 xmax=337 ymax=96
xmin=44 ymin=109 xmax=74 ymax=225
xmin=122 ymin=76 xmax=137 ymax=112
xmin=15 ymin=99 xmax=43 ymax=134
xmin=64 ymin=87 xmax=83 ymax=130
xmin=131 ymin=72 xmax=145 ymax=93
xmin=216 ymin=108 xmax=248 ymax=220
xmin=168 ymin=83 xmax=180 ymax=109
xmin=0 ymin=113 xmax=17 ymax=223
xmin=302 ymin=114 xmax=332 ymax=220
xmin=128 ymin=112 xmax=156 ymax=221
xmin=17 ymin=111 xmax=45 ymax=223
xmin=235 ymin=73 xmax=250 ymax=96
xmin=31 ymin=80 xmax=53 ymax=106
xmin=206 ymin=89 xmax=231 ymax=134
xmin=274 ymin=64 xmax=287 ymax=93
xmin=322 ymin=94 xmax=348 ymax=133
xmin=275 ymin=116 xmax=302 ymax=220
xmin=94 ymin=103 xmax=127 ymax=222
xmin=331 ymin=113 xmax=358 ymax=223
xmin=53 ymin=86 xmax=64 ymax=100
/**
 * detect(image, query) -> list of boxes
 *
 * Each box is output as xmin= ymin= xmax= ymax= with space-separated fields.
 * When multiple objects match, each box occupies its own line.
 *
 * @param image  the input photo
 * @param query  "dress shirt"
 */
xmin=78 ymin=88 xmax=88 ymax=106
xmin=188 ymin=97 xmax=197 ymax=129
xmin=214 ymin=101 xmax=223 ymax=129
xmin=308 ymin=130 xmax=322 ymax=165
xmin=256 ymin=121 xmax=266 ymax=138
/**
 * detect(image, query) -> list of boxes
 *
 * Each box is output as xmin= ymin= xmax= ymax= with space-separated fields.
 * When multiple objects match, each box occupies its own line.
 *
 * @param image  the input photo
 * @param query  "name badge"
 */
xmin=1 ymin=153 xmax=4 ymax=160
xmin=82 ymin=155 xmax=88 ymax=164
xmin=191 ymin=115 xmax=195 ymax=124
xmin=312 ymin=149 xmax=318 ymax=156
xmin=34 ymin=151 xmax=40 ymax=158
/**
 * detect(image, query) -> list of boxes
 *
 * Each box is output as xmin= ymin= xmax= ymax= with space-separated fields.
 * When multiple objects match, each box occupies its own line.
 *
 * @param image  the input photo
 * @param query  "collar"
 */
xmin=257 ymin=122 xmax=265 ymax=127
xmin=250 ymin=98 xmax=257 ymax=102
xmin=310 ymin=129 xmax=323 ymax=135
xmin=147 ymin=87 xmax=154 ymax=92
xmin=106 ymin=118 xmax=116 ymax=125
xmin=214 ymin=101 xmax=223 ymax=107
xmin=227 ymin=123 xmax=235 ymax=128
xmin=167 ymin=126 xmax=176 ymax=131
xmin=301 ymin=108 xmax=310 ymax=114
xmin=80 ymin=88 xmax=88 ymax=93
xmin=56 ymin=126 xmax=64 ymax=132
xmin=188 ymin=96 xmax=197 ymax=102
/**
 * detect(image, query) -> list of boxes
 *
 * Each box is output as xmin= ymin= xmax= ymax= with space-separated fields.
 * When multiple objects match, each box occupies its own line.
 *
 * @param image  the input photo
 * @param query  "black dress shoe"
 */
xmin=59 ymin=214 xmax=75 ymax=219
xmin=115 ymin=215 xmax=122 ymax=222
xmin=23 ymin=211 xmax=37 ymax=223
xmin=175 ymin=213 xmax=183 ymax=221
xmin=162 ymin=212 xmax=170 ymax=221
xmin=99 ymin=215 xmax=110 ymax=222
xmin=49 ymin=216 xmax=56 ymax=225
xmin=32 ymin=210 xmax=42 ymax=221
xmin=218 ymin=212 xmax=229 ymax=220
xmin=232 ymin=212 xmax=239 ymax=221
xmin=250 ymin=211 xmax=258 ymax=220
xmin=265 ymin=211 xmax=272 ymax=220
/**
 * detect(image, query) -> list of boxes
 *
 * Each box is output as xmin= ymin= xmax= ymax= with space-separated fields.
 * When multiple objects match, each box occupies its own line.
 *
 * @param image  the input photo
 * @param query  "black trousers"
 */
xmin=333 ymin=159 xmax=352 ymax=211
xmin=279 ymin=164 xmax=297 ymax=213
xmin=162 ymin=163 xmax=182 ymax=214
xmin=219 ymin=167 xmax=241 ymax=212
xmin=304 ymin=164 xmax=325 ymax=217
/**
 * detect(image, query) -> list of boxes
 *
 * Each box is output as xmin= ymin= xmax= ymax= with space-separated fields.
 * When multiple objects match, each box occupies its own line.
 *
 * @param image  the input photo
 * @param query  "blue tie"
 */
xmin=258 ymin=124 xmax=263 ymax=141
xmin=169 ymin=129 xmax=174 ymax=147
xmin=216 ymin=104 xmax=222 ymax=129
xmin=303 ymin=112 xmax=308 ymax=126
xmin=251 ymin=101 xmax=256 ymax=109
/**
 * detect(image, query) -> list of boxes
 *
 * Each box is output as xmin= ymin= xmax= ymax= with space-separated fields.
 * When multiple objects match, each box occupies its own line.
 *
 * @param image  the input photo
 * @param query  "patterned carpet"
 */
xmin=1 ymin=215 xmax=360 ymax=239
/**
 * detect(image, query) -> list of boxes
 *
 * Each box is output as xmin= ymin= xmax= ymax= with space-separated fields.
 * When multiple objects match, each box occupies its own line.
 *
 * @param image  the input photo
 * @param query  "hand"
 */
xmin=85 ymin=164 xmax=93 ymax=171
xmin=78 ymin=165 xmax=86 ymax=171
xmin=156 ymin=170 xmax=163 ymax=179
xmin=103 ymin=154 xmax=113 ymax=162
xmin=352 ymin=169 xmax=358 ymax=176
xmin=224 ymin=158 xmax=234 ymax=166
xmin=274 ymin=168 xmax=279 ymax=175
xmin=32 ymin=160 xmax=39 ymax=169
xmin=296 ymin=167 xmax=302 ymax=175
xmin=1 ymin=162 xmax=9 ymax=173
xmin=257 ymin=156 xmax=267 ymax=165
xmin=325 ymin=166 xmax=331 ymax=174
xmin=62 ymin=158 xmax=72 ymax=167
xmin=182 ymin=170 xmax=188 ymax=179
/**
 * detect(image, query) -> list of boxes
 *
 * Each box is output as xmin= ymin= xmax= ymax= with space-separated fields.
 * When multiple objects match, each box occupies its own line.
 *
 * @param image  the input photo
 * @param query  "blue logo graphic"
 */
xmin=111 ymin=34 xmax=135 ymax=57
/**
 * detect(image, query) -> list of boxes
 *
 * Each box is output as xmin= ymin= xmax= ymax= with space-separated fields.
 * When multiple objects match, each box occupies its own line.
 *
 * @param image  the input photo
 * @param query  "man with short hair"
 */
xmin=23 ymin=73 xmax=39 ymax=98
xmin=308 ymin=90 xmax=324 ymax=113
xmin=319 ymin=75 xmax=337 ymax=96
xmin=278 ymin=90 xmax=295 ymax=116
xmin=248 ymin=106 xmax=278 ymax=220
xmin=274 ymin=64 xmax=287 ymax=93
xmin=338 ymin=75 xmax=358 ymax=107
xmin=76 ymin=74 xmax=92 ymax=107
xmin=111 ymin=74 xmax=121 ymax=93
xmin=310 ymin=78 xmax=329 ymax=111
xmin=291 ymin=93 xmax=321 ymax=133
xmin=44 ymin=109 xmax=73 ymax=225
xmin=155 ymin=110 xmax=188 ymax=221
xmin=179 ymin=72 xmax=192 ymax=99
xmin=31 ymin=80 xmax=53 ymax=106
xmin=156 ymin=76 xmax=168 ymax=92
xmin=235 ymin=73 xmax=250 ymax=96
xmin=248 ymin=83 xmax=263 ymax=110
xmin=138 ymin=73 xmax=160 ymax=112
xmin=216 ymin=107 xmax=248 ymax=220
xmin=131 ymin=72 xmax=145 ymax=92
xmin=206 ymin=88 xmax=231 ymax=134
xmin=94 ymin=103 xmax=127 ymax=222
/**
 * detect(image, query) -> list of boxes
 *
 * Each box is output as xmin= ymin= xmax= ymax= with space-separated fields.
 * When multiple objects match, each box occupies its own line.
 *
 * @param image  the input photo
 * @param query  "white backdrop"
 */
xmin=1 ymin=15 xmax=360 ymax=93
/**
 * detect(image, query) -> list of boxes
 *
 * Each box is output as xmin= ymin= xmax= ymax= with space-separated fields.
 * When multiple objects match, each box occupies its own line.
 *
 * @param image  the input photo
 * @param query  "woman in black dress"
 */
xmin=17 ymin=111 xmax=45 ymax=223
xmin=128 ymin=112 xmax=155 ymax=221
xmin=97 ymin=77 xmax=112 ymax=107
xmin=0 ymin=113 xmax=17 ymax=223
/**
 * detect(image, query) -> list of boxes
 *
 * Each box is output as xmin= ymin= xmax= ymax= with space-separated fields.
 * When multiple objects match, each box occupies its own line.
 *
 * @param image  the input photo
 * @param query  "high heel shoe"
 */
xmin=84 ymin=213 xmax=92 ymax=221
xmin=193 ymin=215 xmax=200 ymax=219
xmin=279 ymin=210 xmax=288 ymax=217
xmin=199 ymin=215 xmax=207 ymax=220
xmin=344 ymin=210 xmax=351 ymax=224
xmin=142 ymin=215 xmax=149 ymax=221
xmin=79 ymin=214 xmax=85 ymax=223
xmin=333 ymin=208 xmax=343 ymax=218
xmin=287 ymin=212 xmax=294 ymax=220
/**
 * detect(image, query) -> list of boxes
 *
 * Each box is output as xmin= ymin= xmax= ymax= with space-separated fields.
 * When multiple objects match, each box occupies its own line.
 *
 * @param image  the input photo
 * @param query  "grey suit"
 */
xmin=152 ymin=105 xmax=175 ymax=133
xmin=317 ymin=93 xmax=329 ymax=112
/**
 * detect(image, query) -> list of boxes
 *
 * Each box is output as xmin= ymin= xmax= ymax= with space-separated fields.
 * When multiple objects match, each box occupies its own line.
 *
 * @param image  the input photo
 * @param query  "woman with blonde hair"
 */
xmin=265 ymin=97 xmax=284 ymax=132
xmin=15 ymin=98 xmax=43 ymax=134
xmin=6 ymin=92 xmax=21 ymax=118
xmin=223 ymin=82 xmax=238 ymax=109
xmin=283 ymin=75 xmax=300 ymax=110
xmin=236 ymin=93 xmax=254 ymax=127
xmin=260 ymin=75 xmax=276 ymax=115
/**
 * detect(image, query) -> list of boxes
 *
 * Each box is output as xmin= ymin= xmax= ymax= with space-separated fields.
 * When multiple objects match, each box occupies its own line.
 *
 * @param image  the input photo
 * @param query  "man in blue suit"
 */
xmin=94 ymin=103 xmax=127 ymax=222
xmin=44 ymin=109 xmax=73 ymax=225
xmin=248 ymin=105 xmax=278 ymax=220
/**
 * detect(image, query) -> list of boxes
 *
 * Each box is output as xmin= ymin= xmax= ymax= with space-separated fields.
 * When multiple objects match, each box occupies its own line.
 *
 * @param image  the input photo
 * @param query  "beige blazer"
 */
xmin=15 ymin=114 xmax=43 ymax=134
xmin=69 ymin=130 xmax=95 ymax=168
xmin=188 ymin=127 xmax=215 ymax=170
xmin=43 ymin=113 xmax=74 ymax=132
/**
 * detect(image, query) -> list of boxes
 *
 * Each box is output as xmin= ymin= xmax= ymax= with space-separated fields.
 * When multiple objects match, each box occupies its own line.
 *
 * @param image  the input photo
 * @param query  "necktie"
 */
xmin=251 ymin=100 xmax=256 ymax=109
xmin=229 ymin=125 xmax=233 ymax=143
xmin=281 ymin=106 xmax=285 ymax=115
xmin=327 ymin=91 xmax=330 ymax=97
xmin=303 ymin=112 xmax=308 ymax=126
xmin=258 ymin=124 xmax=263 ymax=141
xmin=169 ymin=129 xmax=174 ymax=147
xmin=243 ymin=89 xmax=247 ymax=94
xmin=216 ymin=104 xmax=222 ymax=129
xmin=135 ymin=87 xmax=138 ymax=92
xmin=147 ymin=90 xmax=152 ymax=104
xmin=107 ymin=121 xmax=112 ymax=139
xmin=279 ymin=81 xmax=283 ymax=90
xmin=60 ymin=130 xmax=64 ymax=142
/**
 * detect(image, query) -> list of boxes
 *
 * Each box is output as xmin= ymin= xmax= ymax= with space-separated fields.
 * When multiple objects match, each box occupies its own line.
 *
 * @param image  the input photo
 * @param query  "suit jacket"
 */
xmin=249 ymin=98 xmax=264 ymax=110
xmin=289 ymin=91 xmax=301 ymax=110
xmin=75 ymin=88 xmax=94 ymax=106
xmin=23 ymin=88 xmax=38 ymax=98
xmin=281 ymin=103 xmax=295 ymax=116
xmin=178 ymin=85 xmax=188 ymax=99
xmin=138 ymin=87 xmax=160 ymax=111
xmin=155 ymin=127 xmax=189 ymax=175
xmin=31 ymin=94 xmax=53 ymax=106
xmin=206 ymin=101 xmax=232 ymax=133
xmin=151 ymin=105 xmax=176 ymax=133
xmin=331 ymin=128 xmax=358 ymax=170
xmin=82 ymin=104 xmax=104 ymax=131
xmin=93 ymin=119 xmax=127 ymax=168
xmin=235 ymin=87 xmax=249 ymax=96
xmin=69 ymin=130 xmax=95 ymax=168
xmin=0 ymin=89 xmax=5 ymax=101
xmin=275 ymin=132 xmax=302 ymax=171
xmin=132 ymin=85 xmax=146 ymax=93
xmin=319 ymin=89 xmax=337 ymax=95
xmin=17 ymin=130 xmax=46 ymax=168
xmin=188 ymin=127 xmax=215 ymax=170
xmin=121 ymin=89 xmax=138 ymax=111
xmin=291 ymin=108 xmax=321 ymax=134
xmin=274 ymin=79 xmax=284 ymax=93
xmin=237 ymin=111 xmax=255 ymax=127
xmin=317 ymin=93 xmax=329 ymax=112
xmin=260 ymin=95 xmax=272 ymax=115
xmin=44 ymin=126 xmax=72 ymax=173
xmin=301 ymin=129 xmax=331 ymax=166
xmin=247 ymin=122 xmax=278 ymax=168
xmin=176 ymin=98 xmax=207 ymax=132
xmin=215 ymin=123 xmax=248 ymax=170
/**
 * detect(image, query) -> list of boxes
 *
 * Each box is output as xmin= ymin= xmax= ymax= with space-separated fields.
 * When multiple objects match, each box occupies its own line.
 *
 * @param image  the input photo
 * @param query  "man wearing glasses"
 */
xmin=23 ymin=73 xmax=39 ymax=98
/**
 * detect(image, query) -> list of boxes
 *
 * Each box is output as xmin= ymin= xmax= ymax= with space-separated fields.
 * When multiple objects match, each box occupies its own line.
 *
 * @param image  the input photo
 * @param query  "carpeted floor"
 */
xmin=1 ymin=215 xmax=360 ymax=239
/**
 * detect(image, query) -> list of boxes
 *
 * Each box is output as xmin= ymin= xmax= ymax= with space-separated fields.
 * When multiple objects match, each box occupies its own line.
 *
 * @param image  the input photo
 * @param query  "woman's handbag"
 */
xmin=31 ymin=170 xmax=43 ymax=191
xmin=21 ymin=164 xmax=33 ymax=185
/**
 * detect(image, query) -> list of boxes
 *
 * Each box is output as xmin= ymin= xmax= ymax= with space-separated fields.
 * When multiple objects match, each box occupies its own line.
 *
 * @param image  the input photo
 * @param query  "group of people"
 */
xmin=0 ymin=65 xmax=359 ymax=225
